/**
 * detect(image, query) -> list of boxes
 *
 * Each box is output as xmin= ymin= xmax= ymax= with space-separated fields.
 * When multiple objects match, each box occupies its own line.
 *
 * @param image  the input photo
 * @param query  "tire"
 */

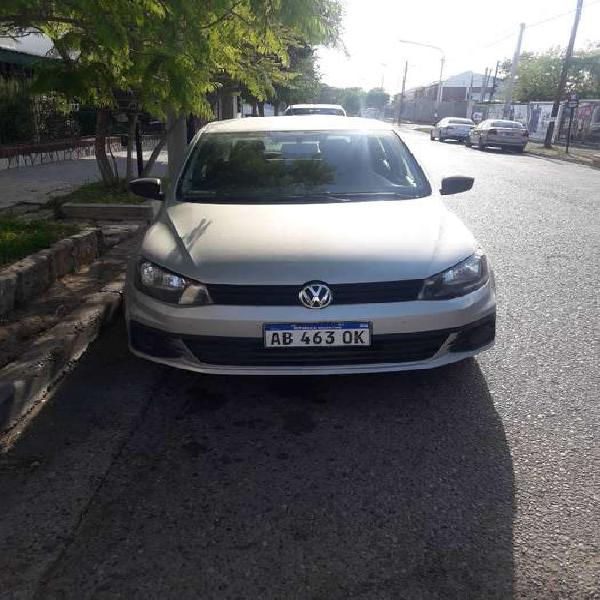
xmin=515 ymin=146 xmax=525 ymax=154
xmin=465 ymin=139 xmax=472 ymax=148
xmin=478 ymin=140 xmax=486 ymax=151
xmin=430 ymin=131 xmax=435 ymax=141
xmin=439 ymin=135 xmax=445 ymax=142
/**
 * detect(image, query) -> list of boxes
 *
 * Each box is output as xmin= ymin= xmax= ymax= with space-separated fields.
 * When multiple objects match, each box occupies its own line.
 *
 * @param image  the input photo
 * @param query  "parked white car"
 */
xmin=284 ymin=104 xmax=346 ymax=116
xmin=126 ymin=116 xmax=496 ymax=375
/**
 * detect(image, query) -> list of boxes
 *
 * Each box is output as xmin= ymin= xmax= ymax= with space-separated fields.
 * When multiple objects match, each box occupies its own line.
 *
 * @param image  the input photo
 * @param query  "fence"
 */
xmin=0 ymin=133 xmax=165 ymax=170
xmin=556 ymin=100 xmax=600 ymax=147
xmin=470 ymin=102 xmax=563 ymax=142
xmin=398 ymin=99 xmax=469 ymax=124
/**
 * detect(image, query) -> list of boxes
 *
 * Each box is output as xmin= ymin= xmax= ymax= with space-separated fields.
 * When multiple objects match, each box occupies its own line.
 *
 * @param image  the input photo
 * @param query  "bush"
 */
xmin=0 ymin=77 xmax=79 ymax=144
xmin=0 ymin=218 xmax=79 ymax=266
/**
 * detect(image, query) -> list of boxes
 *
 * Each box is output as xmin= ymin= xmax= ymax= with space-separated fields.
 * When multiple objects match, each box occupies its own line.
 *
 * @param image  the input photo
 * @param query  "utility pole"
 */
xmin=435 ymin=55 xmax=445 ymax=109
xmin=397 ymin=40 xmax=445 ymax=120
xmin=490 ymin=60 xmax=500 ymax=102
xmin=544 ymin=0 xmax=583 ymax=148
xmin=503 ymin=22 xmax=526 ymax=118
xmin=397 ymin=60 xmax=408 ymax=125
xmin=481 ymin=67 xmax=489 ymax=102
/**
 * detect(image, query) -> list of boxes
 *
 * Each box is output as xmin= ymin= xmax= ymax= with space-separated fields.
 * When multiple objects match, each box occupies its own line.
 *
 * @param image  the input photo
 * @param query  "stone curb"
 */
xmin=0 ymin=283 xmax=124 ymax=433
xmin=60 ymin=202 xmax=154 ymax=221
xmin=0 ymin=228 xmax=102 ymax=317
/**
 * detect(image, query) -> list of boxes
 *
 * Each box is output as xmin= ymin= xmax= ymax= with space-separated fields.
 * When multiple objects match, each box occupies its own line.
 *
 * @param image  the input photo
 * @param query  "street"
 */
xmin=1 ymin=128 xmax=599 ymax=599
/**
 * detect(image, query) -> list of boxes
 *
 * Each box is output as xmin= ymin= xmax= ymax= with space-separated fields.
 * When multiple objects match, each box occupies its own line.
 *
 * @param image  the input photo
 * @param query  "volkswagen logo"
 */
xmin=299 ymin=282 xmax=333 ymax=309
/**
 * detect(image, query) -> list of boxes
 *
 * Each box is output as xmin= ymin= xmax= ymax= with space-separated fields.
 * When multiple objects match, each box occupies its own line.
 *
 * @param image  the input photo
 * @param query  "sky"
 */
xmin=317 ymin=0 xmax=600 ymax=94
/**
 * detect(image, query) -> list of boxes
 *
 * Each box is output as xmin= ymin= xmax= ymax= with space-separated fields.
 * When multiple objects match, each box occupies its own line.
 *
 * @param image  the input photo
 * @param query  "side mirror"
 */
xmin=440 ymin=176 xmax=474 ymax=196
xmin=129 ymin=178 xmax=164 ymax=200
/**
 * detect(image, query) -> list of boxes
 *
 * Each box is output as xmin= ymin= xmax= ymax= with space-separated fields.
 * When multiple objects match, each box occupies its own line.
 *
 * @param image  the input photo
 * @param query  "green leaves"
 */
xmin=501 ymin=45 xmax=600 ymax=102
xmin=1 ymin=0 xmax=342 ymax=116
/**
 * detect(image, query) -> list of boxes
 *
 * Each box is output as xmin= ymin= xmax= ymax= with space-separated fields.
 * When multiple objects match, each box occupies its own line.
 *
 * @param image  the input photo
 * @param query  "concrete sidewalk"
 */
xmin=0 ymin=150 xmax=168 ymax=211
xmin=525 ymin=141 xmax=600 ymax=168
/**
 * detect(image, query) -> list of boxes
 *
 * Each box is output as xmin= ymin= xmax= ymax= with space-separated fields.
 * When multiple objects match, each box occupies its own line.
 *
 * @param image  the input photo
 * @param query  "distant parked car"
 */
xmin=360 ymin=107 xmax=381 ymax=119
xmin=284 ymin=104 xmax=346 ymax=116
xmin=466 ymin=119 xmax=528 ymax=153
xmin=430 ymin=117 xmax=474 ymax=142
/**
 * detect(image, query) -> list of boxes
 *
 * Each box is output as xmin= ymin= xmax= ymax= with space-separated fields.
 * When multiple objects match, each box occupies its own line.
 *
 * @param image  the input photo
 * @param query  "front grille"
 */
xmin=207 ymin=280 xmax=423 ymax=306
xmin=184 ymin=331 xmax=447 ymax=367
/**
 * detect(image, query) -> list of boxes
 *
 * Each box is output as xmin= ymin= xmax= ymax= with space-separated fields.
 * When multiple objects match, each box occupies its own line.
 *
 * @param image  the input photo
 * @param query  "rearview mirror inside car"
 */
xmin=440 ymin=176 xmax=474 ymax=196
xmin=129 ymin=178 xmax=165 ymax=200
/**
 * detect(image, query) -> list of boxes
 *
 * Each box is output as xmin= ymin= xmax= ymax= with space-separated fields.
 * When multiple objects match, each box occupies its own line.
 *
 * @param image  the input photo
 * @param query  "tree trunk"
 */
xmin=274 ymin=102 xmax=280 ymax=116
xmin=258 ymin=101 xmax=265 ymax=117
xmin=252 ymin=102 xmax=258 ymax=117
xmin=135 ymin=121 xmax=144 ymax=176
xmin=167 ymin=113 xmax=187 ymax=183
xmin=125 ymin=112 xmax=137 ymax=184
xmin=95 ymin=109 xmax=116 ymax=186
xmin=141 ymin=134 xmax=166 ymax=177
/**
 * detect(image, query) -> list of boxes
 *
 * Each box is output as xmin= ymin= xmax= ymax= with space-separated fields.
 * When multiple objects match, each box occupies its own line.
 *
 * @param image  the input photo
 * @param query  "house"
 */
xmin=402 ymin=71 xmax=499 ymax=103
xmin=0 ymin=32 xmax=55 ymax=77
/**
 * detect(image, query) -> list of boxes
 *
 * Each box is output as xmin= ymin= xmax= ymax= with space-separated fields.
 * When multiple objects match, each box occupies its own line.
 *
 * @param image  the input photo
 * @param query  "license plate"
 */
xmin=264 ymin=322 xmax=371 ymax=348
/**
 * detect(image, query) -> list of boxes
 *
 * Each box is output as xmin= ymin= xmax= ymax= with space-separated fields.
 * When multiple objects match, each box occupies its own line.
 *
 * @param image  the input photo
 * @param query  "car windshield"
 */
xmin=177 ymin=129 xmax=431 ymax=203
xmin=286 ymin=107 xmax=345 ymax=116
xmin=491 ymin=120 xmax=523 ymax=128
xmin=448 ymin=118 xmax=473 ymax=124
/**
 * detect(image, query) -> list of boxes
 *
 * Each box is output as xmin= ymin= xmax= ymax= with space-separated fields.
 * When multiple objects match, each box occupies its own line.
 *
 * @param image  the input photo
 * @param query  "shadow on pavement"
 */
xmin=3 ymin=321 xmax=515 ymax=599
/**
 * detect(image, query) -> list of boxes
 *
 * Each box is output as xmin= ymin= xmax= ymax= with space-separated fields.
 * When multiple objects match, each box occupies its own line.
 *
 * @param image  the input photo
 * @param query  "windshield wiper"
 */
xmin=178 ymin=191 xmax=418 ymax=204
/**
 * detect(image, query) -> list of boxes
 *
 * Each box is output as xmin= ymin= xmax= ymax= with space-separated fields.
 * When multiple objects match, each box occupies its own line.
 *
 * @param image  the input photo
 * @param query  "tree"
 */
xmin=365 ymin=87 xmax=390 ymax=111
xmin=500 ymin=44 xmax=600 ymax=102
xmin=315 ymin=85 xmax=365 ymax=115
xmin=341 ymin=88 xmax=364 ymax=116
xmin=271 ymin=44 xmax=321 ymax=112
xmin=1 ymin=0 xmax=342 ymax=185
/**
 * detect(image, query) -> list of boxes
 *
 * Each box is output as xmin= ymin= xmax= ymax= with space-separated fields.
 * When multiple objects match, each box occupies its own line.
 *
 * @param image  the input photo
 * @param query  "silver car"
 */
xmin=430 ymin=117 xmax=474 ymax=142
xmin=126 ymin=116 xmax=496 ymax=375
xmin=466 ymin=119 xmax=528 ymax=152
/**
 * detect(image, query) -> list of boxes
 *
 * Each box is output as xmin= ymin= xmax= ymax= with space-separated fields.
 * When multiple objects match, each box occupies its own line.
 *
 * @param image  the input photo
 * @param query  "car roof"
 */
xmin=286 ymin=104 xmax=344 ymax=110
xmin=203 ymin=116 xmax=392 ymax=133
xmin=490 ymin=119 xmax=522 ymax=125
xmin=482 ymin=119 xmax=521 ymax=125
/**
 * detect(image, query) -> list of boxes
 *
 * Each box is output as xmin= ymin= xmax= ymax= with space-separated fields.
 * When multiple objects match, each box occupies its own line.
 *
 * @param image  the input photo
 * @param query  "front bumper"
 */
xmin=125 ymin=281 xmax=496 ymax=375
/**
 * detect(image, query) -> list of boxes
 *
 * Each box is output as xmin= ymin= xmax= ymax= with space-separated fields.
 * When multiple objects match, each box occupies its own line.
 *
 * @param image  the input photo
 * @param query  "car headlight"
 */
xmin=135 ymin=260 xmax=212 ymax=305
xmin=420 ymin=250 xmax=489 ymax=300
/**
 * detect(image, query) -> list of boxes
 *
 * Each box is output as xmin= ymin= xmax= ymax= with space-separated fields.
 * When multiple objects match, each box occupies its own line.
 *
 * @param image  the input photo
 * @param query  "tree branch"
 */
xmin=200 ymin=0 xmax=244 ymax=30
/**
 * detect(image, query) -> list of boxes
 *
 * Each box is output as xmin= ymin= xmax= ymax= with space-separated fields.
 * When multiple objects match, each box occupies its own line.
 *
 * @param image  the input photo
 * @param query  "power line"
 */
xmin=468 ymin=0 xmax=600 ymax=52
xmin=528 ymin=0 xmax=600 ymax=29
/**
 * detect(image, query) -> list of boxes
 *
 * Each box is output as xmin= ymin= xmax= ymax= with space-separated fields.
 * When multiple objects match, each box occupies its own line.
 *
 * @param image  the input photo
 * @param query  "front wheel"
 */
xmin=439 ymin=135 xmax=445 ymax=142
xmin=478 ymin=140 xmax=486 ymax=151
xmin=465 ymin=139 xmax=472 ymax=148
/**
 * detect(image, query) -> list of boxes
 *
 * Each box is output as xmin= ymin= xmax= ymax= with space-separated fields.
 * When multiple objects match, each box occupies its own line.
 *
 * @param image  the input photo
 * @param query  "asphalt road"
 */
xmin=1 ymin=128 xmax=599 ymax=600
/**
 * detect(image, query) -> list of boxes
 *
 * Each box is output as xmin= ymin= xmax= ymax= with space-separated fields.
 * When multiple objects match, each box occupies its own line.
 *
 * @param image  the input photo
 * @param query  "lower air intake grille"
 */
xmin=184 ymin=331 xmax=447 ymax=367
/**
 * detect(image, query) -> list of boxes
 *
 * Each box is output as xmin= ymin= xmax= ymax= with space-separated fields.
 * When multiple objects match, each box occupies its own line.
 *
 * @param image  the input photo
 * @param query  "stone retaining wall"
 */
xmin=0 ymin=229 xmax=103 ymax=317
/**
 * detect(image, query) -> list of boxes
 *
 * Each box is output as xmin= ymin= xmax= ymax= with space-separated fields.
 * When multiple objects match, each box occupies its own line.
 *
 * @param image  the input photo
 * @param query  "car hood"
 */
xmin=140 ymin=198 xmax=476 ymax=284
